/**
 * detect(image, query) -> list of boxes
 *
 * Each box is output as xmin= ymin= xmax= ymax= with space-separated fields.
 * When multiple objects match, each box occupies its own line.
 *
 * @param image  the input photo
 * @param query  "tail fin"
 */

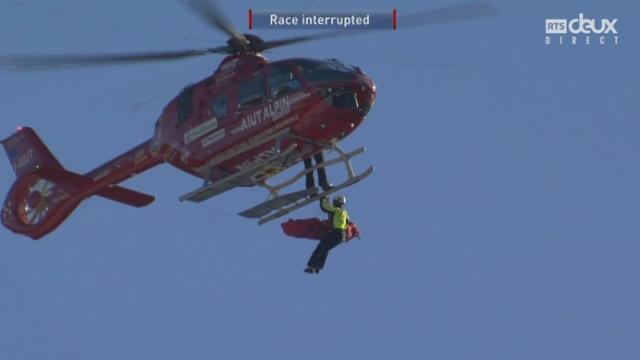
xmin=2 ymin=127 xmax=63 ymax=176
xmin=2 ymin=128 xmax=76 ymax=239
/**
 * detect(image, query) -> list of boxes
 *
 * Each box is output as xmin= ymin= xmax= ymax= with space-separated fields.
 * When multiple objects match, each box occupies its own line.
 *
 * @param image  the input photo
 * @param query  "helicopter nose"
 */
xmin=357 ymin=75 xmax=376 ymax=116
xmin=323 ymin=72 xmax=376 ymax=116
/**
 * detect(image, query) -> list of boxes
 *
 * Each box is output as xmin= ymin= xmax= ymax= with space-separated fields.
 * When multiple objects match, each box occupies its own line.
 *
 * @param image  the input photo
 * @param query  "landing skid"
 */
xmin=241 ymin=166 xmax=373 ymax=224
xmin=239 ymin=143 xmax=374 ymax=225
xmin=179 ymin=145 xmax=296 ymax=203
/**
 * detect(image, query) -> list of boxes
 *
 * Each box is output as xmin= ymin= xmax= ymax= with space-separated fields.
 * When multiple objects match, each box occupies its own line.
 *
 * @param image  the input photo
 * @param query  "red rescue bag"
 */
xmin=281 ymin=218 xmax=361 ymax=241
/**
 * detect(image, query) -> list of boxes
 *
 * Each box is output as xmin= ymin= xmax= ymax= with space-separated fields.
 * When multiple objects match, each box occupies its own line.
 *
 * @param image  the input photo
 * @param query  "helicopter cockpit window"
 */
xmin=268 ymin=65 xmax=302 ymax=97
xmin=293 ymin=59 xmax=356 ymax=85
xmin=238 ymin=74 xmax=265 ymax=109
xmin=177 ymin=85 xmax=194 ymax=126
xmin=211 ymin=94 xmax=228 ymax=119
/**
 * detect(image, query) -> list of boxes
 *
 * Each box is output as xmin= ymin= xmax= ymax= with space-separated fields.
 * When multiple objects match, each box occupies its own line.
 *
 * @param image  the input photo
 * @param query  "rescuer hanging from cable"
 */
xmin=304 ymin=194 xmax=348 ymax=274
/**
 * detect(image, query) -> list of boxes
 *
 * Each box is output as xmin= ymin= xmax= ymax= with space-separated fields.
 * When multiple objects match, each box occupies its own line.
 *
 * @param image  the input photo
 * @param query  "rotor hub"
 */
xmin=227 ymin=34 xmax=267 ymax=54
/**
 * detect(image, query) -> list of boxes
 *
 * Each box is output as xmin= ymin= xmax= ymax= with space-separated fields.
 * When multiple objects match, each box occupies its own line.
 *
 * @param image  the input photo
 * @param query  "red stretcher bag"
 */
xmin=281 ymin=218 xmax=361 ymax=241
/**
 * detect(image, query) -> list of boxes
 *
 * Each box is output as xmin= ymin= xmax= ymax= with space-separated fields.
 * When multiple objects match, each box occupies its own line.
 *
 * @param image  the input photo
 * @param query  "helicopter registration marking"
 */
xmin=230 ymin=97 xmax=290 ymax=135
xmin=12 ymin=148 xmax=34 ymax=172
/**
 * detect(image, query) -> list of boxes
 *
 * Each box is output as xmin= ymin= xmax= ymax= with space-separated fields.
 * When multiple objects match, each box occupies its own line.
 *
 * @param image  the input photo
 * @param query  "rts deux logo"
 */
xmin=545 ymin=13 xmax=619 ymax=46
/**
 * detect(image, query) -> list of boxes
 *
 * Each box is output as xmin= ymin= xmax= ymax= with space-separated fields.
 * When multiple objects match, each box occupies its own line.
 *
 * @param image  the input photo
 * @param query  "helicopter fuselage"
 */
xmin=1 ymin=54 xmax=376 ymax=239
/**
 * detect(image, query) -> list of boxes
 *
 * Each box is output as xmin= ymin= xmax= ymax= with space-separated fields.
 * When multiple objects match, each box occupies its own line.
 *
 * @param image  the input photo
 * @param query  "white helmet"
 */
xmin=333 ymin=195 xmax=346 ymax=206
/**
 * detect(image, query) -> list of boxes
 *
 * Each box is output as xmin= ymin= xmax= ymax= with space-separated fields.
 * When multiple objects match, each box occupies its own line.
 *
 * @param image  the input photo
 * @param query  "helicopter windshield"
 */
xmin=292 ymin=59 xmax=357 ymax=85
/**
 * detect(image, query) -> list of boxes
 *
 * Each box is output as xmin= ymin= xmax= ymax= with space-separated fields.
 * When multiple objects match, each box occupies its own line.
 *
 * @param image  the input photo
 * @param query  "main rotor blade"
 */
xmin=0 ymin=46 xmax=230 ymax=70
xmin=261 ymin=2 xmax=497 ymax=51
xmin=400 ymin=2 xmax=497 ymax=27
xmin=183 ymin=0 xmax=247 ymax=45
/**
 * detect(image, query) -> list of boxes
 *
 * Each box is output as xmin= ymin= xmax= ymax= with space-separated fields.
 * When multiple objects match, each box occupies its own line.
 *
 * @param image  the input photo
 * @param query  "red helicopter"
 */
xmin=0 ymin=1 xmax=495 ymax=240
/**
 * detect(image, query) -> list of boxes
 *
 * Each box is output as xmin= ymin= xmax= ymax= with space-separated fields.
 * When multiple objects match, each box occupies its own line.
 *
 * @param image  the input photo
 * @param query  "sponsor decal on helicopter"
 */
xmin=545 ymin=13 xmax=619 ymax=45
xmin=230 ymin=97 xmax=291 ymax=135
xmin=201 ymin=129 xmax=226 ymax=148
xmin=12 ymin=148 xmax=34 ymax=172
xmin=184 ymin=118 xmax=219 ymax=144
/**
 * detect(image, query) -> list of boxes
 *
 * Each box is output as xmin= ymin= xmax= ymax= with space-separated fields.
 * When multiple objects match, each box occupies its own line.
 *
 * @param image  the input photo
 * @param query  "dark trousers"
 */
xmin=307 ymin=229 xmax=345 ymax=269
xmin=304 ymin=152 xmax=329 ymax=190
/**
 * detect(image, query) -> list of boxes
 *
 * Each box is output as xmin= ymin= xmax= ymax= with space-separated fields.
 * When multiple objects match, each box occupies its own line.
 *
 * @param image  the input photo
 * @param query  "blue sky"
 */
xmin=1 ymin=0 xmax=639 ymax=359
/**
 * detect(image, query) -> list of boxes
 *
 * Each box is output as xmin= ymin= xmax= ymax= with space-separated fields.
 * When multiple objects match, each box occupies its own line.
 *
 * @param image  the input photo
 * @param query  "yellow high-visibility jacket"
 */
xmin=321 ymin=197 xmax=349 ymax=231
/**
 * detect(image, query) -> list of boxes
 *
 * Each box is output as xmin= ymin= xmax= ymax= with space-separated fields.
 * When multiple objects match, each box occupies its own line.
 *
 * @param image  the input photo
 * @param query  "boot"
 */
xmin=314 ymin=153 xmax=333 ymax=191
xmin=317 ymin=167 xmax=333 ymax=191
xmin=304 ymin=266 xmax=320 ymax=274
